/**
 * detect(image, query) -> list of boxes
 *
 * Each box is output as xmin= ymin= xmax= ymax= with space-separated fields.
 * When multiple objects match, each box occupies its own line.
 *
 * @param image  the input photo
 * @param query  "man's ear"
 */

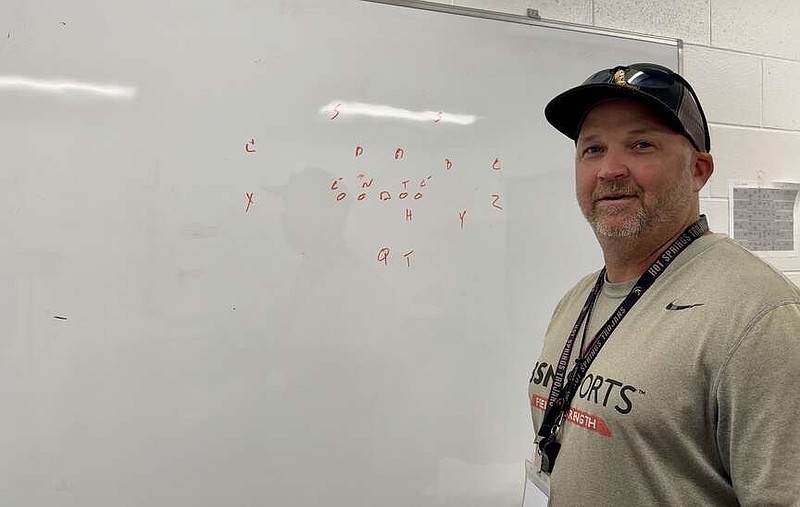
xmin=691 ymin=151 xmax=714 ymax=193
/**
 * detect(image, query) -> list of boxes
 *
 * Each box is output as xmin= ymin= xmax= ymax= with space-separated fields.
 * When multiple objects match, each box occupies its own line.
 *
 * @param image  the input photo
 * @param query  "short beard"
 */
xmin=589 ymin=206 xmax=648 ymax=237
xmin=582 ymin=169 xmax=693 ymax=239
xmin=581 ymin=181 xmax=648 ymax=238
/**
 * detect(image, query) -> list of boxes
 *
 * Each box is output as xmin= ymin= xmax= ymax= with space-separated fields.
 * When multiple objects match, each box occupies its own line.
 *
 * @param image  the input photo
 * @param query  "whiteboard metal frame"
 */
xmin=363 ymin=0 xmax=682 ymax=49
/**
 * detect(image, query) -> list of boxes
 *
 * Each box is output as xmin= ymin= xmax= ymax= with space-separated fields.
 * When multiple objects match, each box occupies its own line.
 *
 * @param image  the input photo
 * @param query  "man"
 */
xmin=528 ymin=63 xmax=800 ymax=506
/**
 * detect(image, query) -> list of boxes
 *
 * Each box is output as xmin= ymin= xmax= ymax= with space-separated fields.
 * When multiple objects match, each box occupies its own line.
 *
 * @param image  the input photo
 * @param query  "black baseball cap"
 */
xmin=545 ymin=63 xmax=711 ymax=152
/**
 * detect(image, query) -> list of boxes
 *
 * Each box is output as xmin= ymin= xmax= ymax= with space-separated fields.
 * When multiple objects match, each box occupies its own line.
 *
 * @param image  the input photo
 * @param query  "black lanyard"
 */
xmin=536 ymin=216 xmax=709 ymax=473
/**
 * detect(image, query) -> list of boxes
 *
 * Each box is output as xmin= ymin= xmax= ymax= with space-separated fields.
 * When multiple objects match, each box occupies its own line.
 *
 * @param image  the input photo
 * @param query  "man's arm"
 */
xmin=715 ymin=302 xmax=800 ymax=506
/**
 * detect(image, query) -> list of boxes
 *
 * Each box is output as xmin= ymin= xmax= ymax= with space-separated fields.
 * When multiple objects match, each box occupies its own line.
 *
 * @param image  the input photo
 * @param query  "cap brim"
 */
xmin=544 ymin=83 xmax=685 ymax=142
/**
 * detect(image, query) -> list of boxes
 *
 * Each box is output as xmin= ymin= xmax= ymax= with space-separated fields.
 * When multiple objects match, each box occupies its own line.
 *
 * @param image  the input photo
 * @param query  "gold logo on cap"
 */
xmin=612 ymin=68 xmax=639 ymax=89
xmin=613 ymin=69 xmax=627 ymax=86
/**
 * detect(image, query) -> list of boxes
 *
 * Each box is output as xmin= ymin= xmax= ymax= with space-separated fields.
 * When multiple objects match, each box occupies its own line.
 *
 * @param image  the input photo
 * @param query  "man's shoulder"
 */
xmin=666 ymin=234 xmax=800 ymax=344
xmin=685 ymin=234 xmax=800 ymax=301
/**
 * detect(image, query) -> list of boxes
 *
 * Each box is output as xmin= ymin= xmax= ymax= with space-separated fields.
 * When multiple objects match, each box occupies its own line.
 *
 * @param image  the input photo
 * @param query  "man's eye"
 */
xmin=582 ymin=146 xmax=603 ymax=156
xmin=633 ymin=141 xmax=654 ymax=150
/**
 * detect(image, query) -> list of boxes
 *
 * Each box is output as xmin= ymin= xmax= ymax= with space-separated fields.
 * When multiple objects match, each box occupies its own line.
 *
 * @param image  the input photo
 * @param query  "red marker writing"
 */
xmin=491 ymin=194 xmax=503 ymax=210
xmin=378 ymin=247 xmax=390 ymax=266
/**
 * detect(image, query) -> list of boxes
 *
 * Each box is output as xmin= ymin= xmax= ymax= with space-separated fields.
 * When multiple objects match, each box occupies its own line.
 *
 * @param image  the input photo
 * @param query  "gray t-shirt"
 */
xmin=529 ymin=233 xmax=800 ymax=506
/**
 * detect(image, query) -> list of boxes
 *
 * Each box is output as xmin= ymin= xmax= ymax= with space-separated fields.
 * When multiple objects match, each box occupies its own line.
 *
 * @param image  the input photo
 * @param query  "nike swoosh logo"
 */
xmin=666 ymin=300 xmax=705 ymax=311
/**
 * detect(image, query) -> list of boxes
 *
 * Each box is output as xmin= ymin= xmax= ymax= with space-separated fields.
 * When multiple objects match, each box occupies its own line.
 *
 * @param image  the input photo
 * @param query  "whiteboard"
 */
xmin=0 ymin=1 xmax=677 ymax=505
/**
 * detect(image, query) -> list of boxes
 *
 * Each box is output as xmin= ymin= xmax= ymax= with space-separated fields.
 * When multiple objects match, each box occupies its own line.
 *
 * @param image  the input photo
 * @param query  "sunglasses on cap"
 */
xmin=545 ymin=63 xmax=711 ymax=153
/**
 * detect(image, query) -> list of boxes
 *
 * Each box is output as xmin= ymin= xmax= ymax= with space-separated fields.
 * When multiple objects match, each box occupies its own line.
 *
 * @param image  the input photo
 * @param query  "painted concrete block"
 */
xmin=712 ymin=0 xmax=800 ymax=60
xmin=454 ymin=0 xmax=531 ymax=15
xmin=523 ymin=0 xmax=592 ymax=24
xmin=707 ymin=125 xmax=800 ymax=198
xmin=763 ymin=59 xmax=800 ymax=131
xmin=700 ymin=197 xmax=730 ymax=235
xmin=418 ymin=0 xmax=592 ymax=24
xmin=683 ymin=45 xmax=761 ymax=126
xmin=594 ymin=0 xmax=710 ymax=44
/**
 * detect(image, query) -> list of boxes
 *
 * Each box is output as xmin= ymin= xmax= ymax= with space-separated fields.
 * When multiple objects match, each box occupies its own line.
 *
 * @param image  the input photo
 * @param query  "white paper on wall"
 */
xmin=729 ymin=181 xmax=800 ymax=255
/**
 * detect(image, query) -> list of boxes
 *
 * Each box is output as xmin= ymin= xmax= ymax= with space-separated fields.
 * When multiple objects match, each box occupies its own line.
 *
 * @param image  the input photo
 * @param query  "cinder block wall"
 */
xmin=426 ymin=0 xmax=800 ymax=286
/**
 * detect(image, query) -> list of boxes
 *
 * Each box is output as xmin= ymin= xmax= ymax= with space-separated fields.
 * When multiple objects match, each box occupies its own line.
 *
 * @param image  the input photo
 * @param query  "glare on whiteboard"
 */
xmin=0 ymin=75 xmax=136 ymax=99
xmin=320 ymin=101 xmax=477 ymax=125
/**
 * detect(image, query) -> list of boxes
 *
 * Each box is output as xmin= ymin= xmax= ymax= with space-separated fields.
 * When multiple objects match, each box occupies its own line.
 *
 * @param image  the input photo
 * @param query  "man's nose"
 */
xmin=597 ymin=148 xmax=630 ymax=180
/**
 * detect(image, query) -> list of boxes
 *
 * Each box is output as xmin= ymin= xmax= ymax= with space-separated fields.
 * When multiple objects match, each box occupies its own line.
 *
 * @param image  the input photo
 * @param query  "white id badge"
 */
xmin=523 ymin=457 xmax=550 ymax=505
